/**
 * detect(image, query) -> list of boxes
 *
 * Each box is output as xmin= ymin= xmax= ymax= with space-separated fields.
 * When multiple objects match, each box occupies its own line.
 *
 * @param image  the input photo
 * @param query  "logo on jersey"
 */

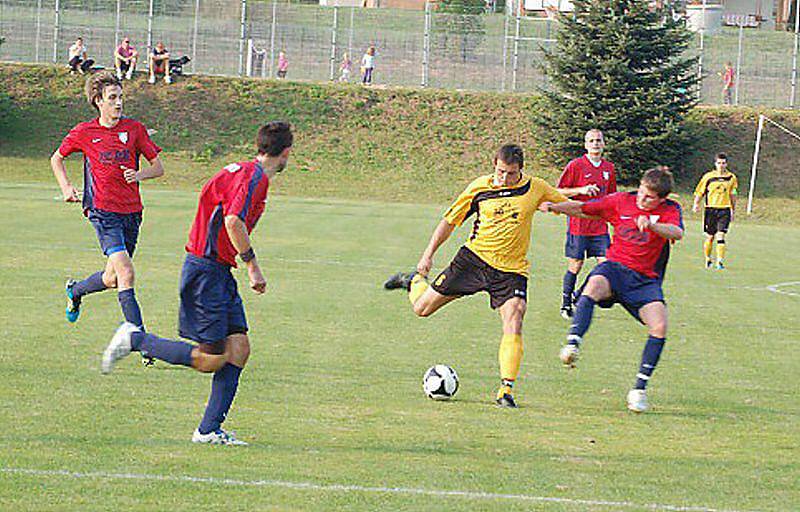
xmin=92 ymin=138 xmax=102 ymax=143
xmin=118 ymin=132 xmax=128 ymax=144
xmin=603 ymin=171 xmax=610 ymax=180
xmin=649 ymin=215 xmax=660 ymax=224
xmin=620 ymin=215 xmax=632 ymax=220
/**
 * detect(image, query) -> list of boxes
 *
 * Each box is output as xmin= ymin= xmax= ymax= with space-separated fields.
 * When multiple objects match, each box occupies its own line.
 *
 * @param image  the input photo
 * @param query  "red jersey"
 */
xmin=557 ymin=156 xmax=617 ymax=236
xmin=186 ymin=160 xmax=269 ymax=267
xmin=582 ymin=192 xmax=683 ymax=279
xmin=58 ymin=117 xmax=161 ymax=214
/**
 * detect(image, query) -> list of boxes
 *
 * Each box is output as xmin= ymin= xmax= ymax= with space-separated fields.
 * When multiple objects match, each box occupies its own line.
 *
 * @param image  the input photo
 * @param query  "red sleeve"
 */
xmin=57 ymin=125 xmax=84 ymax=157
xmin=581 ymin=193 xmax=617 ymax=221
xmin=608 ymin=164 xmax=617 ymax=193
xmin=224 ymin=165 xmax=268 ymax=220
xmin=661 ymin=202 xmax=683 ymax=228
xmin=135 ymin=123 xmax=161 ymax=161
xmin=556 ymin=161 xmax=575 ymax=188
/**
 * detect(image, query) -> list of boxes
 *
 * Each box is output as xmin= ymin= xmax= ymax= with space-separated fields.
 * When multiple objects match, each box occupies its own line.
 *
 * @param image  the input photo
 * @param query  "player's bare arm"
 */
xmin=636 ymin=216 xmax=683 ymax=240
xmin=224 ymin=215 xmax=266 ymax=294
xmin=557 ymin=184 xmax=600 ymax=197
xmin=122 ymin=156 xmax=165 ymax=184
xmin=50 ymin=150 xmax=80 ymax=202
xmin=541 ymin=200 xmax=601 ymax=219
xmin=417 ymin=219 xmax=456 ymax=276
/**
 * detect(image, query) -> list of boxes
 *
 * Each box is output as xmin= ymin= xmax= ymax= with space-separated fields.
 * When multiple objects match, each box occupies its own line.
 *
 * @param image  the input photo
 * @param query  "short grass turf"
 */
xmin=0 ymin=181 xmax=798 ymax=511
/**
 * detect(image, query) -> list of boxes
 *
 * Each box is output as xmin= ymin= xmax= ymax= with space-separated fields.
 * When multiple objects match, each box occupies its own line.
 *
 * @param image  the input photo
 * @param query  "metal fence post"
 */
xmin=147 ymin=0 xmax=154 ymax=56
xmin=501 ymin=0 xmax=509 ymax=91
xmin=734 ymin=21 xmax=743 ymax=105
xmin=52 ymin=0 xmax=61 ymax=64
xmin=191 ymin=0 xmax=200 ymax=73
xmin=35 ymin=0 xmax=42 ymax=62
xmin=422 ymin=1 xmax=431 ymax=87
xmin=238 ymin=0 xmax=247 ymax=76
xmin=512 ymin=0 xmax=521 ymax=91
xmin=269 ymin=0 xmax=277 ymax=78
xmin=330 ymin=6 xmax=338 ymax=81
xmin=697 ymin=0 xmax=706 ymax=102
xmin=115 ymin=0 xmax=121 ymax=48
xmin=791 ymin=0 xmax=800 ymax=107
xmin=348 ymin=7 xmax=354 ymax=59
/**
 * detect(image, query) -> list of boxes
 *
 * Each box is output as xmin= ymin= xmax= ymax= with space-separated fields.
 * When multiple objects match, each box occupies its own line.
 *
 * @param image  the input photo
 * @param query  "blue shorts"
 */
xmin=178 ymin=254 xmax=248 ymax=344
xmin=587 ymin=260 xmax=664 ymax=322
xmin=565 ymin=233 xmax=610 ymax=260
xmin=88 ymin=208 xmax=142 ymax=256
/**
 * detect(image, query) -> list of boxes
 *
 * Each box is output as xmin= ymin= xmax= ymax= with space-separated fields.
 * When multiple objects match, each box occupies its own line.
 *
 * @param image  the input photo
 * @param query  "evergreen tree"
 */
xmin=537 ymin=0 xmax=698 ymax=182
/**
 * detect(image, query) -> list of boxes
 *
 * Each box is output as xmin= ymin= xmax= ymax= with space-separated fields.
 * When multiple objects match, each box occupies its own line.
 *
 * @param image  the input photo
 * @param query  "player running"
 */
xmin=384 ymin=144 xmax=568 ymax=408
xmin=541 ymin=167 xmax=683 ymax=413
xmin=100 ymin=122 xmax=293 ymax=445
xmin=556 ymin=129 xmax=617 ymax=319
xmin=51 ymin=71 xmax=163 ymax=332
xmin=692 ymin=153 xmax=738 ymax=270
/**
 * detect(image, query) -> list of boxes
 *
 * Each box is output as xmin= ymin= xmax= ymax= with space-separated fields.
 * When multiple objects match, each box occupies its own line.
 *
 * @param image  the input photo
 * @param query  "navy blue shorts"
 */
xmin=565 ymin=233 xmax=610 ymax=260
xmin=87 ymin=208 xmax=142 ymax=256
xmin=178 ymin=254 xmax=248 ymax=344
xmin=587 ymin=260 xmax=664 ymax=322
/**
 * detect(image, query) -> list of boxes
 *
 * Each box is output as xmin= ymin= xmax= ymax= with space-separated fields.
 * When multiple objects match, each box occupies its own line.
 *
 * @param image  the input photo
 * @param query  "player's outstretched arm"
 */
xmin=224 ymin=214 xmax=266 ymax=294
xmin=541 ymin=200 xmax=599 ymax=219
xmin=50 ymin=150 xmax=79 ymax=202
xmin=417 ymin=219 xmax=456 ymax=276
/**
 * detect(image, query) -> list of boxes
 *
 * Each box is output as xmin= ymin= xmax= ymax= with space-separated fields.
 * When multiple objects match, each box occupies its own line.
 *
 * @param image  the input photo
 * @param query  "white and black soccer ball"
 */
xmin=423 ymin=365 xmax=459 ymax=400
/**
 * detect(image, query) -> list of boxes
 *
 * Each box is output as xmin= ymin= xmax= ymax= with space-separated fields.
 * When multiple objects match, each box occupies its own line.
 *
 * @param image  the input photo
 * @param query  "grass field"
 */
xmin=1 ymin=175 xmax=798 ymax=511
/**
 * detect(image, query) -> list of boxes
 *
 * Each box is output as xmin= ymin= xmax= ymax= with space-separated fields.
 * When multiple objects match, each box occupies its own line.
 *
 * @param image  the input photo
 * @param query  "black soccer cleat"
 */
xmin=560 ymin=305 xmax=573 ymax=320
xmin=496 ymin=393 xmax=518 ymax=408
xmin=383 ymin=271 xmax=416 ymax=291
xmin=141 ymin=355 xmax=156 ymax=367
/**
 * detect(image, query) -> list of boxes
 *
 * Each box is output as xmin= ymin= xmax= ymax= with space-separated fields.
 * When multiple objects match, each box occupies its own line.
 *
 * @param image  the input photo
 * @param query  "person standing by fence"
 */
xmin=720 ymin=62 xmax=735 ymax=105
xmin=339 ymin=53 xmax=352 ymax=82
xmin=361 ymin=46 xmax=375 ymax=85
xmin=277 ymin=51 xmax=288 ymax=79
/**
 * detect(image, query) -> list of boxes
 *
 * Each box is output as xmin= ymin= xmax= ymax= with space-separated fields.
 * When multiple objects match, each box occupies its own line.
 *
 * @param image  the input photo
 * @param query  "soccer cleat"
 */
xmin=101 ymin=322 xmax=139 ymax=374
xmin=705 ymin=259 xmax=713 ymax=269
xmin=141 ymin=355 xmax=156 ymax=367
xmin=495 ymin=387 xmax=518 ymax=408
xmin=559 ymin=343 xmax=580 ymax=367
xmin=383 ymin=271 xmax=415 ymax=291
xmin=560 ymin=305 xmax=573 ymax=320
xmin=626 ymin=389 xmax=649 ymax=413
xmin=65 ymin=279 xmax=81 ymax=323
xmin=148 ymin=75 xmax=156 ymax=84
xmin=192 ymin=429 xmax=248 ymax=446
xmin=715 ymin=261 xmax=725 ymax=270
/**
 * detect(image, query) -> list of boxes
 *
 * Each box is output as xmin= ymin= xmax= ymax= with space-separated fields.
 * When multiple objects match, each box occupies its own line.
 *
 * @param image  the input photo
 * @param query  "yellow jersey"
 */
xmin=694 ymin=170 xmax=738 ymax=209
xmin=443 ymin=173 xmax=567 ymax=276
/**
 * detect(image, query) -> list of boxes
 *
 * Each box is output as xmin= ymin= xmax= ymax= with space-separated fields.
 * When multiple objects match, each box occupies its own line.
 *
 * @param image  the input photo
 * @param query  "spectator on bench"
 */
xmin=115 ymin=37 xmax=139 ymax=80
xmin=149 ymin=41 xmax=172 ymax=84
xmin=68 ymin=37 xmax=94 ymax=75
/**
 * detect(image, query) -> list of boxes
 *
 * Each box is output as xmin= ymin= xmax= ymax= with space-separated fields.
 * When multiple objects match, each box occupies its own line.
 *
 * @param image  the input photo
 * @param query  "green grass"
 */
xmin=0 ymin=177 xmax=798 ymax=511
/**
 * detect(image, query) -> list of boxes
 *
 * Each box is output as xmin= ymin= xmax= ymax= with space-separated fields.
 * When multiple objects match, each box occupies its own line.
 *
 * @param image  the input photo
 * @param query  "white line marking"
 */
xmin=765 ymin=281 xmax=800 ymax=297
xmin=0 ymin=467 xmax=753 ymax=512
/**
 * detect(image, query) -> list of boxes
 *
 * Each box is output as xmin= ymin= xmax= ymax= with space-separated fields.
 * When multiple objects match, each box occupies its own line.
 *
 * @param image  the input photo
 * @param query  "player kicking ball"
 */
xmin=384 ymin=144 xmax=568 ymax=408
xmin=540 ymin=167 xmax=683 ymax=413
xmin=101 ymin=122 xmax=293 ymax=445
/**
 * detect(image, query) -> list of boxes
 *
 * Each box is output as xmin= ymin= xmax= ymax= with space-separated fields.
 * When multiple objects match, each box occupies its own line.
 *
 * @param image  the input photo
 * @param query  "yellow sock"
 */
xmin=703 ymin=239 xmax=713 ymax=260
xmin=498 ymin=333 xmax=523 ymax=384
xmin=716 ymin=241 xmax=726 ymax=261
xmin=408 ymin=274 xmax=429 ymax=305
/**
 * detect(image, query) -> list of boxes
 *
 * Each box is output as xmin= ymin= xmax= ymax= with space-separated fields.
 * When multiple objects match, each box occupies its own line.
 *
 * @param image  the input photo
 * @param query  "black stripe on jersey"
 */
xmin=466 ymin=179 xmax=532 ymax=219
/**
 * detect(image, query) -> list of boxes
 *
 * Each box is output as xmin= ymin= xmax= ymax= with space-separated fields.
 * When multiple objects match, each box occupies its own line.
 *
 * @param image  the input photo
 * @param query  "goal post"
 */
xmin=747 ymin=114 xmax=800 ymax=214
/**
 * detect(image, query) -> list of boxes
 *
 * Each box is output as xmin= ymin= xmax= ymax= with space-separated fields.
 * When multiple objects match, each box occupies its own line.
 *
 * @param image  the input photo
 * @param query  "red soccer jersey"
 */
xmin=557 ymin=156 xmax=617 ymax=236
xmin=581 ymin=192 xmax=683 ymax=278
xmin=58 ymin=117 xmax=161 ymax=214
xmin=186 ymin=160 xmax=269 ymax=267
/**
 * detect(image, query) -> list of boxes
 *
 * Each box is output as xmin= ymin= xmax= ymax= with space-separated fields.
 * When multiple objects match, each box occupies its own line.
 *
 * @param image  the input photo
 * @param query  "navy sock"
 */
xmin=562 ymin=271 xmax=578 ymax=308
xmin=198 ymin=363 xmax=243 ymax=434
xmin=568 ymin=295 xmax=596 ymax=344
xmin=635 ymin=336 xmax=666 ymax=390
xmin=72 ymin=271 xmax=107 ymax=299
xmin=118 ymin=289 xmax=144 ymax=329
xmin=130 ymin=332 xmax=194 ymax=367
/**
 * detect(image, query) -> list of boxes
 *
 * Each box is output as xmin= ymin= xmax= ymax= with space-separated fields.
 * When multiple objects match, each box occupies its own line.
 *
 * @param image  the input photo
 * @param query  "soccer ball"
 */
xmin=423 ymin=365 xmax=459 ymax=400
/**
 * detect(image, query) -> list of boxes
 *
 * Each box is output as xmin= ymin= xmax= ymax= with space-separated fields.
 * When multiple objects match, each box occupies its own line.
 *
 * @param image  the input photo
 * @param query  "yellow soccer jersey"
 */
xmin=694 ymin=170 xmax=738 ymax=209
xmin=443 ymin=173 xmax=567 ymax=276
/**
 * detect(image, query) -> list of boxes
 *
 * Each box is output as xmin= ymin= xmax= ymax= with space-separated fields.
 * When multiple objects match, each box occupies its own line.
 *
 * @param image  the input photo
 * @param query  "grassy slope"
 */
xmin=1 ymin=62 xmax=800 ymax=220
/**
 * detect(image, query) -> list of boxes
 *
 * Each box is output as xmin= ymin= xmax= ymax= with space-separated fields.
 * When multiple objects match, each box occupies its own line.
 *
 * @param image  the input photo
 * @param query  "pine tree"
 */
xmin=537 ymin=0 xmax=698 ymax=182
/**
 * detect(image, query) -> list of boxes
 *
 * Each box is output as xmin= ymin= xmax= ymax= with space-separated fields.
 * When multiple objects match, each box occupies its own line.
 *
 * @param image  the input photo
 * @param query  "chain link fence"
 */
xmin=1 ymin=0 xmax=798 ymax=107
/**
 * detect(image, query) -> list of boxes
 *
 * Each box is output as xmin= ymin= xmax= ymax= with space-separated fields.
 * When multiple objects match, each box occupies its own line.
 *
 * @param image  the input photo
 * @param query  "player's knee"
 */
xmin=114 ymin=262 xmax=135 ymax=287
xmin=193 ymin=352 xmax=226 ymax=373
xmin=648 ymin=319 xmax=668 ymax=338
xmin=568 ymin=259 xmax=583 ymax=273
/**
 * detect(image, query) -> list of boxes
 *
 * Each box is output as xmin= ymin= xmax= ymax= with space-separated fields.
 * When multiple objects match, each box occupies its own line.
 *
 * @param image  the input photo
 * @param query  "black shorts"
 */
xmin=703 ymin=208 xmax=732 ymax=235
xmin=430 ymin=246 xmax=527 ymax=309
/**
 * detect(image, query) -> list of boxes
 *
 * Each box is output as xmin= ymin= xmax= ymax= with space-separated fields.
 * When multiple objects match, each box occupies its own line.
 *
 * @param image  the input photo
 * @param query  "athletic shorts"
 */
xmin=87 ymin=208 xmax=142 ymax=256
xmin=178 ymin=254 xmax=248 ymax=344
xmin=585 ymin=260 xmax=664 ymax=323
xmin=430 ymin=246 xmax=527 ymax=309
xmin=703 ymin=208 xmax=732 ymax=235
xmin=565 ymin=233 xmax=610 ymax=259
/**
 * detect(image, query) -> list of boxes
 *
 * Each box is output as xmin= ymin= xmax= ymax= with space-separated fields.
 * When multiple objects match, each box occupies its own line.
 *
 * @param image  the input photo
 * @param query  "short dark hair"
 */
xmin=495 ymin=144 xmax=524 ymax=169
xmin=257 ymin=121 xmax=293 ymax=156
xmin=85 ymin=71 xmax=121 ymax=112
xmin=715 ymin=152 xmax=727 ymax=161
xmin=641 ymin=166 xmax=674 ymax=198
